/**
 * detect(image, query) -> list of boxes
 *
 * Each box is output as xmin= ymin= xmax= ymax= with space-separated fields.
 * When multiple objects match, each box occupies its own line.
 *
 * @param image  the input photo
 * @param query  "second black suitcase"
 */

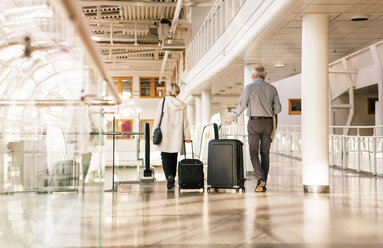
xmin=207 ymin=139 xmax=245 ymax=193
xmin=178 ymin=141 xmax=204 ymax=192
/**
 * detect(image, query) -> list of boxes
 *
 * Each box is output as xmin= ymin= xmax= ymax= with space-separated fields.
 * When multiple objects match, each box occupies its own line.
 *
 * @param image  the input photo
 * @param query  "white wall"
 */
xmin=272 ymin=72 xmax=379 ymax=132
xmin=272 ymin=74 xmax=302 ymax=126
xmin=103 ymin=70 xmax=171 ymax=166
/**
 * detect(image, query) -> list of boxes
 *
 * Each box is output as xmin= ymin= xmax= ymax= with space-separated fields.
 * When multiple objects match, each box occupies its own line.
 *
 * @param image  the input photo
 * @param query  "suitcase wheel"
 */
xmin=207 ymin=187 xmax=210 ymax=193
xmin=214 ymin=188 xmax=218 ymax=193
xmin=236 ymin=189 xmax=239 ymax=193
xmin=242 ymin=187 xmax=245 ymax=193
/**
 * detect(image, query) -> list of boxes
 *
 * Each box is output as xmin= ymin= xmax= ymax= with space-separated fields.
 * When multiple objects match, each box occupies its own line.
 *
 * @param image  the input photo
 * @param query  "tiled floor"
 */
xmin=1 ymin=154 xmax=383 ymax=248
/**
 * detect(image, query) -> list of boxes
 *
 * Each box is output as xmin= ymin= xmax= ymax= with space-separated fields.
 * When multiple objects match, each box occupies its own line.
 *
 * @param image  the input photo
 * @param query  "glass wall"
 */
xmin=0 ymin=1 xmax=113 ymax=246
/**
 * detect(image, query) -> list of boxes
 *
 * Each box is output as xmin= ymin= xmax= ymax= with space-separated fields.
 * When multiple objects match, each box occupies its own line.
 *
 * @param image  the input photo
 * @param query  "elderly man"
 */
xmin=225 ymin=65 xmax=281 ymax=192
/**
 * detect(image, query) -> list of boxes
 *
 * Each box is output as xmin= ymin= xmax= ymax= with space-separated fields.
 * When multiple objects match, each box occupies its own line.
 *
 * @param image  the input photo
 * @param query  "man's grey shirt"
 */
xmin=230 ymin=79 xmax=282 ymax=121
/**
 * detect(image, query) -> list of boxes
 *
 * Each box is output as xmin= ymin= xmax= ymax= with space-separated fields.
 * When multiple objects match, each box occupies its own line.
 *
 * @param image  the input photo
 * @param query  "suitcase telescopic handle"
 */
xmin=183 ymin=140 xmax=194 ymax=160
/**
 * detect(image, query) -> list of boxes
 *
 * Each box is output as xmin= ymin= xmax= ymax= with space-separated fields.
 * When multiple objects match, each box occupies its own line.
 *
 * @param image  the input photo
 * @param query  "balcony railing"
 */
xmin=186 ymin=0 xmax=248 ymax=71
xmin=271 ymin=125 xmax=383 ymax=176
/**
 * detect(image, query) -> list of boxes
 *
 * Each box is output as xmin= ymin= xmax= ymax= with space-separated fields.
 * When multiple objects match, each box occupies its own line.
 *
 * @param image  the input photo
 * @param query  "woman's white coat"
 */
xmin=153 ymin=96 xmax=191 ymax=155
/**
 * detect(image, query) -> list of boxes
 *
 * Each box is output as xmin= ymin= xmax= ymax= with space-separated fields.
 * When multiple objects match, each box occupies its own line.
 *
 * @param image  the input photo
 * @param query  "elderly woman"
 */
xmin=153 ymin=83 xmax=191 ymax=190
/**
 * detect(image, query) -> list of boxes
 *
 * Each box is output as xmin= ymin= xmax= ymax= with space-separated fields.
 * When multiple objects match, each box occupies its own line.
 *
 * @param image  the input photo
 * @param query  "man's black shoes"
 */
xmin=255 ymin=178 xmax=266 ymax=192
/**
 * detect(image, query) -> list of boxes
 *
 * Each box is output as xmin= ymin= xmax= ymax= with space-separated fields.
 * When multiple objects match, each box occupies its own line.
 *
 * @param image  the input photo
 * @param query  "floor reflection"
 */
xmin=0 ymin=154 xmax=382 ymax=247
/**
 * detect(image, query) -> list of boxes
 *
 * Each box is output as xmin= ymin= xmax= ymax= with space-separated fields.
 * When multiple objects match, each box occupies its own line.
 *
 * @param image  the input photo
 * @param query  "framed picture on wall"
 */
xmin=288 ymin=99 xmax=301 ymax=115
xmin=106 ymin=119 xmax=133 ymax=140
xmin=116 ymin=119 xmax=133 ymax=139
xmin=368 ymin=98 xmax=378 ymax=115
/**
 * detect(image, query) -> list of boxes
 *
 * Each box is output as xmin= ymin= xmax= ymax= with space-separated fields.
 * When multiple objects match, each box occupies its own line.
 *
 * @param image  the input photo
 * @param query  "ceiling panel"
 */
xmin=303 ymin=4 xmax=352 ymax=13
xmin=311 ymin=0 xmax=359 ymax=4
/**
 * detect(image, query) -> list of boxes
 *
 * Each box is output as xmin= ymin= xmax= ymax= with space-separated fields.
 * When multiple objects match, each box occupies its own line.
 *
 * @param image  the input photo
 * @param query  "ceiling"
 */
xmin=206 ymin=0 xmax=383 ymax=109
xmin=76 ymin=0 xmax=383 ymax=110
xmin=77 ymin=0 xmax=214 ymax=68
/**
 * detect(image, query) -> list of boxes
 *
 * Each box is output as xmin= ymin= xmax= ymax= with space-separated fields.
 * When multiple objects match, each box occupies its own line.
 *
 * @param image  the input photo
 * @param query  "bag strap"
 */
xmin=158 ymin=97 xmax=166 ymax=127
xmin=183 ymin=140 xmax=194 ymax=160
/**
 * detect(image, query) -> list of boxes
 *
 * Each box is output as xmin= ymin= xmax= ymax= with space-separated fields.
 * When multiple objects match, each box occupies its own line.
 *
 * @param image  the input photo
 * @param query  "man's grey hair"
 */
xmin=251 ymin=64 xmax=267 ymax=79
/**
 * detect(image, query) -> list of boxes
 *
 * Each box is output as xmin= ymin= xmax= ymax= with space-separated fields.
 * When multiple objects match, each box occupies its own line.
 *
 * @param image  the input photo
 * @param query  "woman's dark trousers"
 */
xmin=161 ymin=152 xmax=178 ymax=179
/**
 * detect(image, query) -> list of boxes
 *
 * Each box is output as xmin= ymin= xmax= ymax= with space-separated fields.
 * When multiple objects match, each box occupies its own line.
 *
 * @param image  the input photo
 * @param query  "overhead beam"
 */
xmin=105 ymin=56 xmax=177 ymax=62
xmin=329 ymin=69 xmax=357 ymax=74
xmin=78 ymin=1 xmax=177 ymax=7
xmin=79 ymin=0 xmax=212 ymax=8
xmin=332 ymin=104 xmax=352 ymax=109
xmin=58 ymin=0 xmax=122 ymax=104
xmin=86 ymin=19 xmax=190 ymax=25
xmin=98 ymin=44 xmax=160 ymax=49
xmin=159 ymin=0 xmax=183 ymax=82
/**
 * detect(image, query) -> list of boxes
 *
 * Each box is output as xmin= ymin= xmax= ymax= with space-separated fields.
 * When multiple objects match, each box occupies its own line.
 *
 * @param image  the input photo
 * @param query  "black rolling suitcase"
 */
xmin=207 ymin=138 xmax=245 ymax=193
xmin=178 ymin=141 xmax=204 ymax=192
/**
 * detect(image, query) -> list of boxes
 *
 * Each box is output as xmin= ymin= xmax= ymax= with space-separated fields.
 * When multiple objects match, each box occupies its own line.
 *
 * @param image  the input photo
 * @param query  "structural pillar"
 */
xmin=187 ymin=103 xmax=195 ymax=127
xmin=195 ymin=95 xmax=202 ymax=127
xmin=195 ymin=95 xmax=202 ymax=153
xmin=201 ymin=90 xmax=211 ymax=126
xmin=301 ymin=14 xmax=329 ymax=193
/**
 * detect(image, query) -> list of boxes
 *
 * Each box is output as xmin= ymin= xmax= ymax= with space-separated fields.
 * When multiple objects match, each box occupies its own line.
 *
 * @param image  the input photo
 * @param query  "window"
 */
xmin=368 ymin=98 xmax=378 ymax=115
xmin=140 ymin=119 xmax=154 ymax=139
xmin=140 ymin=77 xmax=165 ymax=98
xmin=106 ymin=119 xmax=133 ymax=140
xmin=288 ymin=99 xmax=301 ymax=115
xmin=112 ymin=77 xmax=132 ymax=98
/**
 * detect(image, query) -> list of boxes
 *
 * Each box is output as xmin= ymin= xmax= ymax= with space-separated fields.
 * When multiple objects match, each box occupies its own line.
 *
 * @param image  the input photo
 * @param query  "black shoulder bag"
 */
xmin=153 ymin=98 xmax=165 ymax=145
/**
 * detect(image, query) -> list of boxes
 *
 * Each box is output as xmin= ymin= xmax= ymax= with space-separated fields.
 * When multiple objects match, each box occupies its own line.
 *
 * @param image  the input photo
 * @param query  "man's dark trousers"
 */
xmin=248 ymin=119 xmax=273 ymax=182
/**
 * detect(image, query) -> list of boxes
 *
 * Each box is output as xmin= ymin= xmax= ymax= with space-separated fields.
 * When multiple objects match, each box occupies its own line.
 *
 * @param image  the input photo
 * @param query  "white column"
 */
xmin=301 ymin=14 xmax=329 ymax=193
xmin=201 ymin=90 xmax=211 ymax=126
xmin=370 ymin=45 xmax=383 ymax=135
xmin=195 ymin=95 xmax=202 ymax=126
xmin=195 ymin=95 xmax=202 ymax=152
xmin=244 ymin=64 xmax=255 ymax=175
xmin=187 ymin=104 xmax=195 ymax=126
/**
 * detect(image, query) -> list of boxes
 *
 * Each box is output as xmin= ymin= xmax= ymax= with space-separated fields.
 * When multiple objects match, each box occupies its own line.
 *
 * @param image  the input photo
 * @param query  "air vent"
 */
xmin=350 ymin=14 xmax=368 ymax=22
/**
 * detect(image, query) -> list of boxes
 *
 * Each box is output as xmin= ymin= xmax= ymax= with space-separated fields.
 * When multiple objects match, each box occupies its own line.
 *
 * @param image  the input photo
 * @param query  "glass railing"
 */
xmin=199 ymin=123 xmax=383 ymax=176
xmin=271 ymin=125 xmax=383 ymax=175
xmin=0 ymin=129 xmax=98 ymax=193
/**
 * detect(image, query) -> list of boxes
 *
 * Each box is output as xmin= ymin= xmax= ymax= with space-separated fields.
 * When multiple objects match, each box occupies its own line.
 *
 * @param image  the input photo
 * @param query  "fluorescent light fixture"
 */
xmin=273 ymin=63 xmax=286 ymax=67
xmin=91 ymin=36 xmax=100 ymax=41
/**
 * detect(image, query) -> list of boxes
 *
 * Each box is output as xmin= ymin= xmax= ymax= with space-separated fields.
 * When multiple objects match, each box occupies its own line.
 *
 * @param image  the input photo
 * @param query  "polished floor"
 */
xmin=1 ymin=155 xmax=383 ymax=248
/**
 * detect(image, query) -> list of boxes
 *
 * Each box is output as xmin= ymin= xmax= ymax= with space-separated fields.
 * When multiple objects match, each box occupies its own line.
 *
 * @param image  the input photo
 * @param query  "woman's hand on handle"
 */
xmin=185 ymin=140 xmax=191 ymax=143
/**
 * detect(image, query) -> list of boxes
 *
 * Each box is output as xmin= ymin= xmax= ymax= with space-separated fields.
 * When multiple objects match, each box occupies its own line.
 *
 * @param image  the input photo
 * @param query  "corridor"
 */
xmin=1 ymin=155 xmax=383 ymax=247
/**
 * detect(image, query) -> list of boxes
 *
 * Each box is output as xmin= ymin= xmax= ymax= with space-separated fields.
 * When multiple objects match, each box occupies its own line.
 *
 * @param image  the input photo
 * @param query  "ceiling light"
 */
xmin=350 ymin=14 xmax=369 ymax=22
xmin=91 ymin=36 xmax=100 ymax=41
xmin=273 ymin=63 xmax=286 ymax=67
